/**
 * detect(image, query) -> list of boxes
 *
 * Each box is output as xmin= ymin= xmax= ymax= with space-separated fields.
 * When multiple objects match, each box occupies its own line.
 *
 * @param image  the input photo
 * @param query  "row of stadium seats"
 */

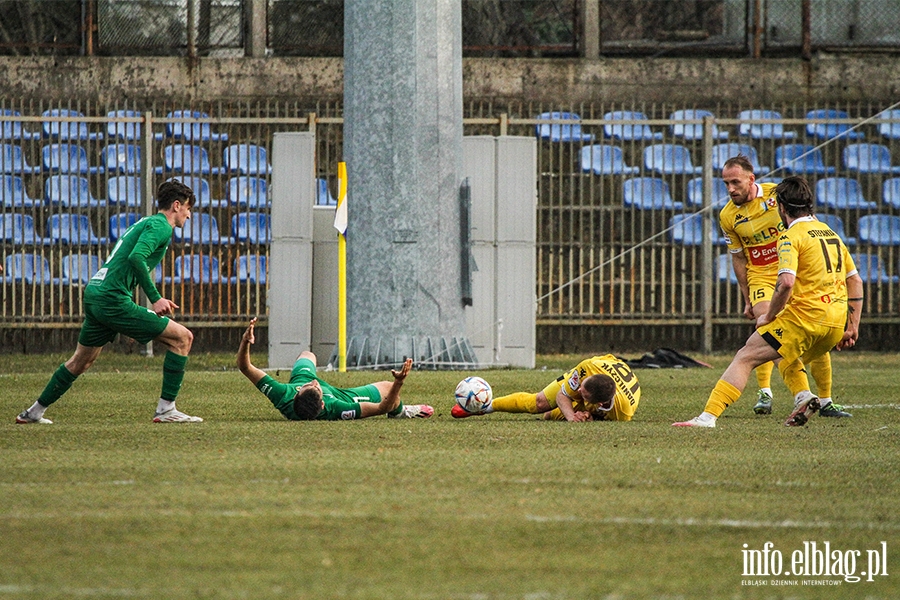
xmin=0 ymin=212 xmax=271 ymax=246
xmin=0 ymin=142 xmax=271 ymax=176
xmin=717 ymin=252 xmax=899 ymax=284
xmin=580 ymin=142 xmax=900 ymax=177
xmin=0 ymin=109 xmax=229 ymax=142
xmin=1 ymin=174 xmax=335 ymax=209
xmin=536 ymin=109 xmax=900 ymax=142
xmin=622 ymin=176 xmax=900 ymax=211
xmin=674 ymin=213 xmax=899 ymax=246
xmin=2 ymin=252 xmax=267 ymax=285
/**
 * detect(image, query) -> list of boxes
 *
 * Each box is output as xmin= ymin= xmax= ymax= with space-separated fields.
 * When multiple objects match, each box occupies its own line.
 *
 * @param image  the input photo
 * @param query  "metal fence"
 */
xmin=3 ymin=1 xmax=900 ymax=57
xmin=1 ymin=100 xmax=898 ymax=348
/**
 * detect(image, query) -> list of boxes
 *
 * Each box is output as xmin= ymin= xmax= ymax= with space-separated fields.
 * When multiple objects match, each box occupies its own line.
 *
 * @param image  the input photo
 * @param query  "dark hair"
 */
xmin=722 ymin=154 xmax=754 ymax=174
xmin=292 ymin=387 xmax=323 ymax=420
xmin=157 ymin=179 xmax=195 ymax=210
xmin=774 ymin=176 xmax=814 ymax=218
xmin=582 ymin=373 xmax=616 ymax=406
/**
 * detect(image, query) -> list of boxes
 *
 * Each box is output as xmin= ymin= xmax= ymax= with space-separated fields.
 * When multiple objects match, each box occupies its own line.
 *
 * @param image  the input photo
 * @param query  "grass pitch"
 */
xmin=1 ymin=351 xmax=898 ymax=599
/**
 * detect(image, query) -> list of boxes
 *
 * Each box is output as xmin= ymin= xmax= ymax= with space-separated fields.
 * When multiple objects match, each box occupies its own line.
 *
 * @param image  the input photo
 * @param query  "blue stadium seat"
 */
xmin=806 ymin=109 xmax=864 ymax=141
xmin=643 ymin=144 xmax=702 ymax=175
xmin=227 ymin=176 xmax=268 ymax=209
xmin=534 ymin=112 xmax=595 ymax=143
xmin=580 ymin=144 xmax=639 ymax=175
xmin=101 ymin=144 xmax=141 ymax=174
xmin=738 ymin=109 xmax=797 ymax=140
xmin=774 ymin=144 xmax=836 ymax=175
xmin=669 ymin=109 xmax=729 ymax=141
xmin=851 ymin=253 xmax=898 ymax=283
xmin=107 ymin=176 xmax=143 ymax=208
xmin=166 ymin=254 xmax=222 ymax=284
xmin=173 ymin=213 xmax=224 ymax=245
xmin=0 ymin=213 xmax=40 ymax=244
xmin=106 ymin=110 xmax=142 ymax=141
xmin=710 ymin=143 xmax=770 ymax=175
xmin=156 ymin=144 xmax=222 ymax=175
xmin=603 ymin=111 xmax=663 ymax=141
xmin=44 ymin=175 xmax=104 ymax=208
xmin=716 ymin=253 xmax=739 ymax=283
xmin=877 ymin=109 xmax=900 ymax=140
xmin=685 ymin=177 xmax=729 ymax=208
xmin=622 ymin=177 xmax=683 ymax=210
xmin=230 ymin=254 xmax=267 ymax=285
xmin=60 ymin=253 xmax=102 ymax=285
xmin=223 ymin=143 xmax=272 ymax=175
xmin=231 ymin=212 xmax=271 ymax=245
xmin=815 ymin=178 xmax=877 ymax=210
xmin=41 ymin=109 xmax=100 ymax=141
xmin=108 ymin=212 xmax=140 ymax=242
xmin=858 ymin=214 xmax=900 ymax=246
xmin=0 ymin=109 xmax=38 ymax=140
xmin=0 ymin=175 xmax=38 ymax=208
xmin=816 ymin=213 xmax=856 ymax=245
xmin=157 ymin=110 xmax=229 ymax=142
xmin=167 ymin=175 xmax=222 ymax=208
xmin=2 ymin=253 xmax=56 ymax=284
xmin=43 ymin=213 xmax=107 ymax=245
xmin=882 ymin=178 xmax=900 ymax=210
xmin=317 ymin=178 xmax=337 ymax=206
xmin=842 ymin=143 xmax=900 ymax=175
xmin=668 ymin=214 xmax=726 ymax=246
xmin=42 ymin=143 xmax=100 ymax=174
xmin=0 ymin=143 xmax=39 ymax=174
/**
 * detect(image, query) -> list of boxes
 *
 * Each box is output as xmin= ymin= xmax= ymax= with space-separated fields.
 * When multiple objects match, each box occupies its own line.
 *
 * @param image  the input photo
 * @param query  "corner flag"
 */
xmin=333 ymin=162 xmax=348 ymax=235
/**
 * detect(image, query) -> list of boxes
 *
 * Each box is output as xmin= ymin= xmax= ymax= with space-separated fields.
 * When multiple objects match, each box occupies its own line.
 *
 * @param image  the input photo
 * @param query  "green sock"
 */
xmin=388 ymin=403 xmax=403 ymax=417
xmin=37 ymin=364 xmax=78 ymax=407
xmin=161 ymin=351 xmax=188 ymax=402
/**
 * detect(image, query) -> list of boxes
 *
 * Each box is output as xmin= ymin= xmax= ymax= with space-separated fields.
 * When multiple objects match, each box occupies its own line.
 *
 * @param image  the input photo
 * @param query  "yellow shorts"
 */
xmin=747 ymin=275 xmax=775 ymax=307
xmin=757 ymin=312 xmax=844 ymax=365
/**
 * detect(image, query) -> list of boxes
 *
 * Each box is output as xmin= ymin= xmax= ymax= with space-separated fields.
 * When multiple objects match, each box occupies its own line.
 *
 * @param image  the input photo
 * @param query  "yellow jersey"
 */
xmin=542 ymin=354 xmax=640 ymax=421
xmin=776 ymin=216 xmax=858 ymax=328
xmin=719 ymin=182 xmax=783 ymax=282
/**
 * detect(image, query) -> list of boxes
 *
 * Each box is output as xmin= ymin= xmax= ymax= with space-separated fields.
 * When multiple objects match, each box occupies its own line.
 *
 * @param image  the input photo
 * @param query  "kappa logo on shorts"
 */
xmin=774 ymin=328 xmax=783 ymax=338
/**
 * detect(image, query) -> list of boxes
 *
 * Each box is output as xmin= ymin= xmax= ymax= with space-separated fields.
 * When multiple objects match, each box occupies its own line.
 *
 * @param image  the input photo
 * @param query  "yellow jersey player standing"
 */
xmin=719 ymin=155 xmax=849 ymax=419
xmin=674 ymin=176 xmax=863 ymax=428
xmin=451 ymin=354 xmax=640 ymax=422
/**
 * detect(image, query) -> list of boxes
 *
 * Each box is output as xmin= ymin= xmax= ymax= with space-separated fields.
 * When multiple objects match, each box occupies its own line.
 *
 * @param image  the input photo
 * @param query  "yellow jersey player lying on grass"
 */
xmin=237 ymin=318 xmax=433 ymax=420
xmin=451 ymin=355 xmax=640 ymax=422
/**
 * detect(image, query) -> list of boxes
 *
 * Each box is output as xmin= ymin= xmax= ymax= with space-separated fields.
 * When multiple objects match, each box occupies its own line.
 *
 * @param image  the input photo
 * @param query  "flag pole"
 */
xmin=335 ymin=162 xmax=348 ymax=372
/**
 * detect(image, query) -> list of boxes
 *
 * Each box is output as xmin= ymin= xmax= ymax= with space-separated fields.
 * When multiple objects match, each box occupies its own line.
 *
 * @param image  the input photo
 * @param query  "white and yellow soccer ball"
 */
xmin=454 ymin=376 xmax=492 ymax=413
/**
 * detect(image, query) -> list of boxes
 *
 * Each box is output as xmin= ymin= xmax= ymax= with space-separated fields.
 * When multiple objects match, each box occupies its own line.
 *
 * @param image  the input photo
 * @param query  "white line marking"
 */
xmin=525 ymin=515 xmax=900 ymax=531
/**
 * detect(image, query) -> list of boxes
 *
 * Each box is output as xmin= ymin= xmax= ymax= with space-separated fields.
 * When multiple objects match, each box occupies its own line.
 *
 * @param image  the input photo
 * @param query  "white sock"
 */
xmin=27 ymin=401 xmax=47 ymax=419
xmin=698 ymin=411 xmax=717 ymax=423
xmin=759 ymin=387 xmax=773 ymax=398
xmin=156 ymin=399 xmax=175 ymax=414
xmin=818 ymin=397 xmax=832 ymax=408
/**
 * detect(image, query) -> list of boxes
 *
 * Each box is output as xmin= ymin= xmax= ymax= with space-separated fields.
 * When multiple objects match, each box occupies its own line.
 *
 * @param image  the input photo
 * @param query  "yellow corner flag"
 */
xmin=334 ymin=162 xmax=348 ymax=235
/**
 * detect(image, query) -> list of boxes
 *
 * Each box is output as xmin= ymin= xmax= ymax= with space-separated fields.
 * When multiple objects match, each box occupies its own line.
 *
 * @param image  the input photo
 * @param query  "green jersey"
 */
xmin=86 ymin=213 xmax=171 ymax=303
xmin=257 ymin=358 xmax=380 ymax=421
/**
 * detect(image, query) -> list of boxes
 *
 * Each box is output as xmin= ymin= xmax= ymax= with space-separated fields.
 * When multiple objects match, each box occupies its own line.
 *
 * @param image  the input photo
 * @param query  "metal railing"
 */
xmin=1 ymin=100 xmax=898 ymax=345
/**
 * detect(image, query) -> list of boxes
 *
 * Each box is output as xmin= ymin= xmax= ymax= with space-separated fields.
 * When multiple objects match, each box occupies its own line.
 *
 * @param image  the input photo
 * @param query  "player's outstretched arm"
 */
xmin=359 ymin=358 xmax=413 ymax=418
xmin=237 ymin=317 xmax=267 ymax=385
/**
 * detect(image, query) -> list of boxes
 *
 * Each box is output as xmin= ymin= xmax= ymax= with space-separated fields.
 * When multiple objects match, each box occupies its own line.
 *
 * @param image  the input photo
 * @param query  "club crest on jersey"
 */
xmin=765 ymin=196 xmax=777 ymax=208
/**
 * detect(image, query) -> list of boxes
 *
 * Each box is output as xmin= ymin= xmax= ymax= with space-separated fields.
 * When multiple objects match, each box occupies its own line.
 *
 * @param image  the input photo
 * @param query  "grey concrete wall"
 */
xmin=0 ymin=54 xmax=898 ymax=105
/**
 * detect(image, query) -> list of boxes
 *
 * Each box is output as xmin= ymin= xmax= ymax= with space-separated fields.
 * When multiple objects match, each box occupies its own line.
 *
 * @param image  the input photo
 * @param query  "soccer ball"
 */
xmin=455 ymin=376 xmax=492 ymax=413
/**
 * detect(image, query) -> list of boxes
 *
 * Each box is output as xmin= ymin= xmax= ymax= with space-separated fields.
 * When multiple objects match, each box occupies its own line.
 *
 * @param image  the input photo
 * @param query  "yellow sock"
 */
xmin=703 ymin=380 xmax=741 ymax=418
xmin=491 ymin=392 xmax=539 ymax=414
xmin=779 ymin=359 xmax=812 ymax=398
xmin=808 ymin=353 xmax=832 ymax=399
xmin=755 ymin=361 xmax=774 ymax=390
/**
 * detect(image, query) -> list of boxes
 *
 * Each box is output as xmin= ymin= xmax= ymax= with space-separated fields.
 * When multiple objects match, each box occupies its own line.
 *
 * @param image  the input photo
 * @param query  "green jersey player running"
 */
xmin=237 ymin=318 xmax=433 ymax=420
xmin=16 ymin=180 xmax=202 ymax=424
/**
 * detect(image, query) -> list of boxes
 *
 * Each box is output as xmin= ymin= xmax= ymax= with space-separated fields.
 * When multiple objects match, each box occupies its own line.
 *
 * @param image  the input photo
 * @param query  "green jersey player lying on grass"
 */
xmin=237 ymin=318 xmax=433 ymax=420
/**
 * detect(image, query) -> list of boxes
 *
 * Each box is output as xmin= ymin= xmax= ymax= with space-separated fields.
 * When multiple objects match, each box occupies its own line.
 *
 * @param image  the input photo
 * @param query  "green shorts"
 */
xmin=78 ymin=295 xmax=170 ymax=347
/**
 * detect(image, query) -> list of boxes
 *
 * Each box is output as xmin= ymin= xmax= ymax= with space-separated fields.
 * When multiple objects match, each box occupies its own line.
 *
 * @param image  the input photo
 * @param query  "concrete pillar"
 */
xmin=343 ymin=0 xmax=475 ymax=368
